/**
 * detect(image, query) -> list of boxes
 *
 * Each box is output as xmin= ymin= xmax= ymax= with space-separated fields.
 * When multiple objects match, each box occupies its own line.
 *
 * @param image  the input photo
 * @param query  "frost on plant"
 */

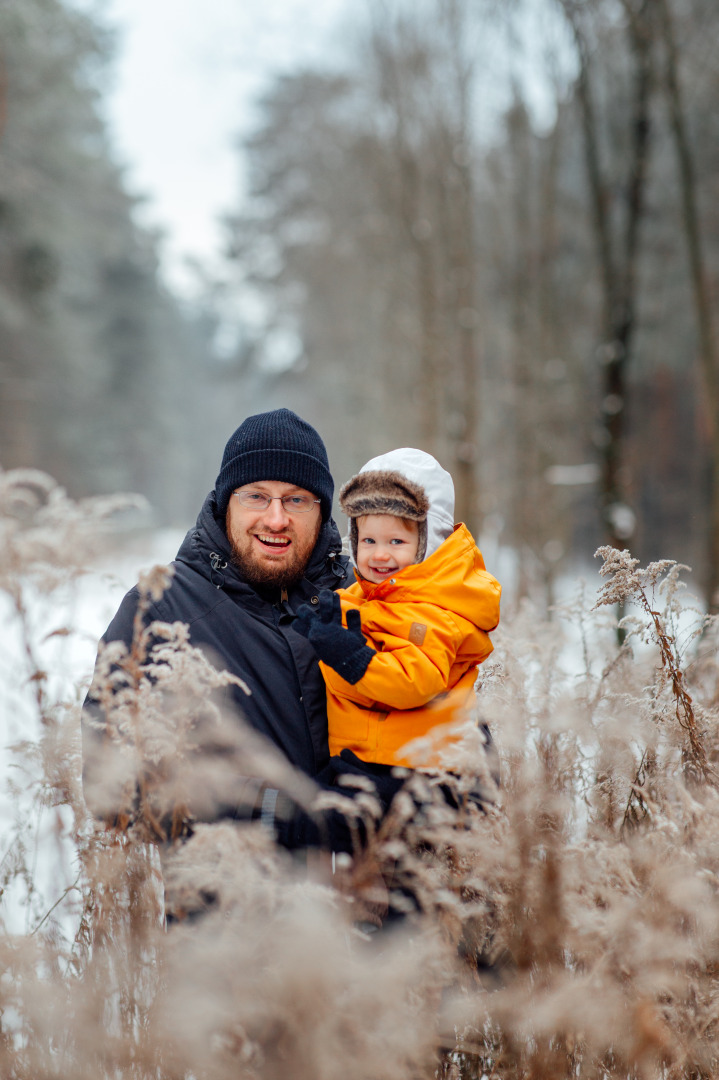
xmin=595 ymin=545 xmax=716 ymax=787
xmin=4 ymin=475 xmax=719 ymax=1078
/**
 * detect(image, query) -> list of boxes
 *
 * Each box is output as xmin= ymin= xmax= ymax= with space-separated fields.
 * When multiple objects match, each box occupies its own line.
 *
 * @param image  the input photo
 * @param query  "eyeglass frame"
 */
xmin=232 ymin=490 xmax=321 ymax=514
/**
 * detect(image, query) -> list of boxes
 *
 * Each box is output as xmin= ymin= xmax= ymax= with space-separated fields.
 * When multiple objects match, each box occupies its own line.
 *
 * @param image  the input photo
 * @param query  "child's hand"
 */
xmin=294 ymin=590 xmax=375 ymax=684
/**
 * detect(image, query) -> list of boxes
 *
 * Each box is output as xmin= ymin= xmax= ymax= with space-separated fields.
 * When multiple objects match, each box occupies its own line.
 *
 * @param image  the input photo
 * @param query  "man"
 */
xmin=82 ymin=408 xmax=370 ymax=852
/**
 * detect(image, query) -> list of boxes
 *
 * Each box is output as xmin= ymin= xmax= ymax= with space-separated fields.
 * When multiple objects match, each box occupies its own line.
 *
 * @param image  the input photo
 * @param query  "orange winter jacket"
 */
xmin=322 ymin=523 xmax=501 ymax=767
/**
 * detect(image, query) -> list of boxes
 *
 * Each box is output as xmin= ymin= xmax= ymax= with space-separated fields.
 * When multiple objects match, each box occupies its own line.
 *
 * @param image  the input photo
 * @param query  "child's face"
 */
xmin=356 ymin=514 xmax=419 ymax=583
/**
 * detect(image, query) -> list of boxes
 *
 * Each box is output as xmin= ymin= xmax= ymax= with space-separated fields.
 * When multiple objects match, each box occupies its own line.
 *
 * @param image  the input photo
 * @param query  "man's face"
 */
xmin=226 ymin=480 xmax=322 ymax=588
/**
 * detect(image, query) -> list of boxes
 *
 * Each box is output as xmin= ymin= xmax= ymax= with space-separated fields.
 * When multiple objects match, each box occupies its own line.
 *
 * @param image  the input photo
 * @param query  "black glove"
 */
xmin=255 ymin=785 xmax=367 ymax=855
xmin=294 ymin=589 xmax=375 ymax=685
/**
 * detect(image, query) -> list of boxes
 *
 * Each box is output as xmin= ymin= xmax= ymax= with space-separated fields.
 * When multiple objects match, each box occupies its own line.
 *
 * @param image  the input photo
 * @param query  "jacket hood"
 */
xmin=354 ymin=448 xmax=454 ymax=561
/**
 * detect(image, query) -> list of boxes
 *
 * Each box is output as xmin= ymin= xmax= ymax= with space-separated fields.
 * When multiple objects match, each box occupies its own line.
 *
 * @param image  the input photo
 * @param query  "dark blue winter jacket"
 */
xmin=82 ymin=493 xmax=351 ymax=822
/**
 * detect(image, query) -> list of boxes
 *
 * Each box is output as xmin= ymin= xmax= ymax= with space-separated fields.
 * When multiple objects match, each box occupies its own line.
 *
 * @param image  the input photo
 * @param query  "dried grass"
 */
xmin=3 ymin=467 xmax=719 ymax=1079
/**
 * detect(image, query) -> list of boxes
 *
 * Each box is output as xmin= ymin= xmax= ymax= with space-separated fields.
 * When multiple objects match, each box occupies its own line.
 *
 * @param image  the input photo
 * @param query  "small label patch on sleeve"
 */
xmin=409 ymin=622 xmax=427 ymax=646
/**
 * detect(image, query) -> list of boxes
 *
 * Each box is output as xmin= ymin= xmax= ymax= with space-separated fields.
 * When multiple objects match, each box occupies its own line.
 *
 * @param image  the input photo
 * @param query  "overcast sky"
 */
xmin=93 ymin=0 xmax=350 ymax=295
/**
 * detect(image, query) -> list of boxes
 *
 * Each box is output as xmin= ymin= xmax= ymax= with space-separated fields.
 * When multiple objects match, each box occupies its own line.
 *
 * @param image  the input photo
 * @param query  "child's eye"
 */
xmin=390 ymin=538 xmax=405 ymax=545
xmin=360 ymin=537 xmax=375 ymax=545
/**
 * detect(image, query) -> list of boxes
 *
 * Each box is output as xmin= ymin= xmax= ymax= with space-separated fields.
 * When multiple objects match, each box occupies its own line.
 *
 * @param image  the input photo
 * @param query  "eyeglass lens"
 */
xmin=235 ymin=492 xmax=317 ymax=513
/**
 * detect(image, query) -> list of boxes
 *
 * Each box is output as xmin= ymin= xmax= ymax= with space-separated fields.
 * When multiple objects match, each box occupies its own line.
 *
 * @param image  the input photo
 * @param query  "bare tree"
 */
xmin=364 ymin=0 xmax=483 ymax=526
xmin=366 ymin=16 xmax=444 ymax=449
xmin=559 ymin=0 xmax=656 ymax=552
xmin=657 ymin=0 xmax=719 ymax=609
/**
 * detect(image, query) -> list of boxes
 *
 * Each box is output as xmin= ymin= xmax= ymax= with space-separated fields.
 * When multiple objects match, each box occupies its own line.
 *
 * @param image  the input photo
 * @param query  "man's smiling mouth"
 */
xmin=255 ymin=534 xmax=292 ymax=549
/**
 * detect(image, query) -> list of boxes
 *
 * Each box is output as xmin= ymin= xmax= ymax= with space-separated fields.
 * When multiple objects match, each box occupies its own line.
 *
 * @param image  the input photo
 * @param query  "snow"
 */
xmin=0 ymin=528 xmax=184 ymax=936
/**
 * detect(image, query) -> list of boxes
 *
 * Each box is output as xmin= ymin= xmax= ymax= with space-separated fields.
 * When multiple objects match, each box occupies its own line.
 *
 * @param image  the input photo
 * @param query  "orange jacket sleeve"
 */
xmin=320 ymin=604 xmax=479 ymax=710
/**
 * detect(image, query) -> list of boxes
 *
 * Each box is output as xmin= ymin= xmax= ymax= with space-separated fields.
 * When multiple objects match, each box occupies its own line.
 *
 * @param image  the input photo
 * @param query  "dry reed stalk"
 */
xmin=4 ymin=473 xmax=719 ymax=1078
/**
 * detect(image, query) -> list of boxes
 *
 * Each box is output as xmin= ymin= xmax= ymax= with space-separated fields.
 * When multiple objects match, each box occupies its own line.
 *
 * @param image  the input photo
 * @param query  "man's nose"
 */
xmin=263 ymin=498 xmax=290 ymax=528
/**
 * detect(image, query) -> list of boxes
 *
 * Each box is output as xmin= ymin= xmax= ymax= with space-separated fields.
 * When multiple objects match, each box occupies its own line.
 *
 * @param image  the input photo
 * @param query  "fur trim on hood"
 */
xmin=340 ymin=448 xmax=455 ymax=570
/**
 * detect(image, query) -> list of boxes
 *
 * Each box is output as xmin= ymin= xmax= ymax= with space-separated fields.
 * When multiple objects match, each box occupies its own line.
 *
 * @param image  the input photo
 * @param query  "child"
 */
xmin=295 ymin=447 xmax=501 ymax=774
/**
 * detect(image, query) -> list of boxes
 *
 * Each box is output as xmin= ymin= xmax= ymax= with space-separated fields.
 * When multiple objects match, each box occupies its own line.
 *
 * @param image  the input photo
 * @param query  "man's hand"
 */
xmin=294 ymin=590 xmax=375 ymax=685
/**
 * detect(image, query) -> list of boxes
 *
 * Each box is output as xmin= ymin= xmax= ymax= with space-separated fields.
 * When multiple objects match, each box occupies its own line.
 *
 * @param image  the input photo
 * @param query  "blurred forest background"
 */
xmin=1 ymin=0 xmax=718 ymax=607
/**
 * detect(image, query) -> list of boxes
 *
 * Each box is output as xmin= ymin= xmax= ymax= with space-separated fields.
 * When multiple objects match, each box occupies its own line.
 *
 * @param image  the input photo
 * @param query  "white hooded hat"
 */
xmin=349 ymin=447 xmax=455 ymax=561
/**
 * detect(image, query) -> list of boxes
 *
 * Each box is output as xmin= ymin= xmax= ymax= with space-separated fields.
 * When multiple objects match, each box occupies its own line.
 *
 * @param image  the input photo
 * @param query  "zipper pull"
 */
xmin=328 ymin=551 xmax=345 ymax=579
xmin=209 ymin=551 xmax=227 ymax=589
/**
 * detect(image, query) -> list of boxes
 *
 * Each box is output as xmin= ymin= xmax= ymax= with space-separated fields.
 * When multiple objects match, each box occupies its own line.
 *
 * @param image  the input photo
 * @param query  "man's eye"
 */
xmin=287 ymin=496 xmax=309 ymax=507
xmin=243 ymin=492 xmax=267 ymax=504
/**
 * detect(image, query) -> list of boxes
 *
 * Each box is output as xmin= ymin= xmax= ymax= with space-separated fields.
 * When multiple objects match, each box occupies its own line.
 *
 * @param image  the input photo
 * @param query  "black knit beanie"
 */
xmin=214 ymin=408 xmax=334 ymax=521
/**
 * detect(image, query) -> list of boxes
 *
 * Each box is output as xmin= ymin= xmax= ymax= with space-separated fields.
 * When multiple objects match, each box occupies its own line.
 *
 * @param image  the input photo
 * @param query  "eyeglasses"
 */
xmin=233 ymin=490 xmax=320 ymax=513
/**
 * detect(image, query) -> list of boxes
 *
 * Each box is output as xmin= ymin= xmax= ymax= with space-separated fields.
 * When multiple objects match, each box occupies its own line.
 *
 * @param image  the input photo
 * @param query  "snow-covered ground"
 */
xmin=1 ymin=528 xmax=184 ymax=737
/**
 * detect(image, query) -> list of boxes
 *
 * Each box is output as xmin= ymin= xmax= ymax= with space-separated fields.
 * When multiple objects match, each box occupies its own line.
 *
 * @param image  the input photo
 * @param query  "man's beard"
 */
xmin=227 ymin=521 xmax=322 ymax=589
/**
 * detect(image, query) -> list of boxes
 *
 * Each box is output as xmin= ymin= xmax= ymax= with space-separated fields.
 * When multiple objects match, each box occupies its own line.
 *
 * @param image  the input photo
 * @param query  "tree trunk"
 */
xmin=0 ymin=51 xmax=7 ymax=142
xmin=370 ymin=21 xmax=442 ymax=452
xmin=444 ymin=0 xmax=480 ymax=531
xmin=451 ymin=148 xmax=481 ymax=530
xmin=657 ymin=0 xmax=719 ymax=610
xmin=562 ymin=0 xmax=654 ymax=551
